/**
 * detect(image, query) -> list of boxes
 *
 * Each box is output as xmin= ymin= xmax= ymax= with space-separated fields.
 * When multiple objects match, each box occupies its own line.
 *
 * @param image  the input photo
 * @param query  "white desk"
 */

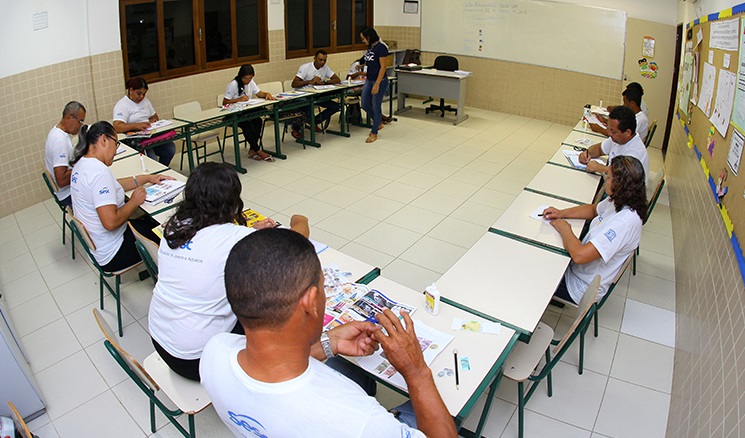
xmin=561 ymin=130 xmax=602 ymax=149
xmin=490 ymin=190 xmax=584 ymax=252
xmin=525 ymin=164 xmax=602 ymax=205
xmin=317 ymin=248 xmax=379 ymax=284
xmin=395 ymin=69 xmax=470 ymax=125
xmin=436 ymin=232 xmax=570 ymax=336
xmin=362 ymin=276 xmax=518 ymax=434
xmin=572 ymin=120 xmax=607 ymax=139
xmin=109 ymin=153 xmax=168 ymax=178
xmin=125 ymin=169 xmax=187 ymax=218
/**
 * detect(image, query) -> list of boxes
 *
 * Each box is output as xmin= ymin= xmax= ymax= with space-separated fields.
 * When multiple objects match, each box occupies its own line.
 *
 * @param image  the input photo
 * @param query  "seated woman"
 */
xmin=113 ymin=77 xmax=177 ymax=166
xmin=542 ymin=155 xmax=647 ymax=304
xmin=69 ymin=121 xmax=173 ymax=272
xmin=222 ymin=64 xmax=276 ymax=162
xmin=148 ymin=162 xmax=309 ymax=381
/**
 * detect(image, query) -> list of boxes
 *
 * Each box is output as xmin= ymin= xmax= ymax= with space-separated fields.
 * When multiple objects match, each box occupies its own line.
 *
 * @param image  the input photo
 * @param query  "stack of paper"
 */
xmin=562 ymin=150 xmax=605 ymax=170
xmin=144 ymin=180 xmax=186 ymax=205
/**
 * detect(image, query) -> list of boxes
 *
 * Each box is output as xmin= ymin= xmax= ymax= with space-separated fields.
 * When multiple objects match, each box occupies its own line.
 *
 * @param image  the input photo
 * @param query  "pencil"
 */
xmin=454 ymin=349 xmax=459 ymax=390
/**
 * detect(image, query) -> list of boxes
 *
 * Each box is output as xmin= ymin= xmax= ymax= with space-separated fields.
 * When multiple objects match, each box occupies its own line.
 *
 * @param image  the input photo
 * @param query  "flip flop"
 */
xmin=248 ymin=153 xmax=262 ymax=161
xmin=262 ymin=155 xmax=275 ymax=162
xmin=365 ymin=134 xmax=377 ymax=143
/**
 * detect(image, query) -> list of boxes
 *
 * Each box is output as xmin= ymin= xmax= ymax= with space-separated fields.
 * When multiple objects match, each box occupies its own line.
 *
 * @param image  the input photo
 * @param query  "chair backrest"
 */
xmin=42 ymin=168 xmax=60 ymax=193
xmin=434 ymin=55 xmax=459 ymax=71
xmin=552 ymin=275 xmax=600 ymax=354
xmin=401 ymin=49 xmax=421 ymax=65
xmin=128 ymin=223 xmax=159 ymax=281
xmin=7 ymin=401 xmax=34 ymax=438
xmin=67 ymin=208 xmax=96 ymax=252
xmin=644 ymin=120 xmax=658 ymax=147
xmin=217 ymin=93 xmax=225 ymax=108
xmin=644 ymin=168 xmax=665 ymax=225
xmin=173 ymin=101 xmax=202 ymax=119
xmin=258 ymin=81 xmax=283 ymax=96
xmin=283 ymin=79 xmax=295 ymax=92
xmin=595 ymin=254 xmax=633 ymax=311
xmin=93 ymin=308 xmax=159 ymax=392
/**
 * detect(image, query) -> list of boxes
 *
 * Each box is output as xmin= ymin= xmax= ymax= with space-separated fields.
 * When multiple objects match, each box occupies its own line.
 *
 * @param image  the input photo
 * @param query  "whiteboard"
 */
xmin=421 ymin=0 xmax=627 ymax=79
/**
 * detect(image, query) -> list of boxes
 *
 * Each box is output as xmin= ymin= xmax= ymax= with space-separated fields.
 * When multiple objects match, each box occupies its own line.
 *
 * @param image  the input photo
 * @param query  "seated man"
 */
xmin=579 ymin=106 xmax=650 ymax=184
xmin=290 ymin=50 xmax=342 ymax=136
xmin=543 ymin=155 xmax=647 ymax=304
xmin=201 ymin=228 xmax=457 ymax=437
xmin=45 ymin=101 xmax=86 ymax=208
xmin=590 ymin=87 xmax=648 ymax=140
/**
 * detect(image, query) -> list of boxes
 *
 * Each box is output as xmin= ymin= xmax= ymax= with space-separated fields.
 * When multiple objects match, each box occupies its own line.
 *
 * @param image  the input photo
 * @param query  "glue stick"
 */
xmin=424 ymin=283 xmax=441 ymax=316
xmin=140 ymin=152 xmax=147 ymax=172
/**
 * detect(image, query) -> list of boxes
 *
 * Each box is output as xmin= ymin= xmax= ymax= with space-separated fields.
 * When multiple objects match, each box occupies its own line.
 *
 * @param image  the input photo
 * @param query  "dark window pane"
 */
xmin=125 ymin=3 xmax=159 ymax=77
xmin=204 ymin=0 xmax=233 ymax=62
xmin=164 ymin=0 xmax=195 ymax=70
xmin=336 ymin=0 xmax=352 ymax=46
xmin=354 ymin=0 xmax=367 ymax=44
xmin=287 ymin=0 xmax=307 ymax=51
xmin=312 ymin=0 xmax=330 ymax=48
xmin=236 ymin=0 xmax=260 ymax=57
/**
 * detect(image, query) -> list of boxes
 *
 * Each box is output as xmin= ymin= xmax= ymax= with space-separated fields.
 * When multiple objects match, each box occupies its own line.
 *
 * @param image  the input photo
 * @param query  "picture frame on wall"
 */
xmin=404 ymin=0 xmax=419 ymax=14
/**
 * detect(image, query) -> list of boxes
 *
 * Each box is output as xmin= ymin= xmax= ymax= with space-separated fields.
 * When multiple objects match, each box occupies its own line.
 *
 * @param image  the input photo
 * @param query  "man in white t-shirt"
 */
xmin=580 ymin=106 xmax=650 ymax=185
xmin=589 ymin=87 xmax=648 ymax=141
xmin=201 ymin=228 xmax=457 ymax=438
xmin=542 ymin=155 xmax=646 ymax=304
xmin=291 ymin=50 xmax=342 ymax=134
xmin=45 ymin=101 xmax=86 ymax=208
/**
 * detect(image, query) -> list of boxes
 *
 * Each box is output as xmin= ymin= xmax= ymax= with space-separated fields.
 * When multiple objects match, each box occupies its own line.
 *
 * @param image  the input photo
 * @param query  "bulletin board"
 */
xmin=679 ymin=4 xmax=745 ymax=280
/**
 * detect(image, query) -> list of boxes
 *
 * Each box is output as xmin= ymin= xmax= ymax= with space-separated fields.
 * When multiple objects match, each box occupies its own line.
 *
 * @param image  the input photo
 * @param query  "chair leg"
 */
xmin=179 ymin=140 xmax=186 ymax=170
xmin=62 ymin=212 xmax=67 ymax=245
xmin=188 ymin=414 xmax=197 ymax=438
xmin=593 ymin=310 xmax=599 ymax=338
xmin=579 ymin=326 xmax=586 ymax=375
xmin=517 ymin=381 xmax=525 ymax=438
xmin=545 ymin=350 xmax=553 ymax=397
xmin=99 ymin=273 xmax=105 ymax=309
xmin=116 ymin=275 xmax=123 ymax=337
xmin=218 ymin=136 xmax=225 ymax=163
xmin=632 ymin=251 xmax=637 ymax=276
xmin=150 ymin=399 xmax=157 ymax=433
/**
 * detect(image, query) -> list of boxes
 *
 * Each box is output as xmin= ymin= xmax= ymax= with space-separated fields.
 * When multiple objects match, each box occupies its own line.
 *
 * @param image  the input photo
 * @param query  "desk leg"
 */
xmin=326 ymin=91 xmax=350 ymax=138
xmin=231 ymin=119 xmax=247 ymax=174
xmin=395 ymin=86 xmax=411 ymax=115
xmin=298 ymin=98 xmax=321 ymax=148
xmin=454 ymin=80 xmax=469 ymax=125
xmin=268 ymin=107 xmax=287 ymax=160
xmin=185 ymin=129 xmax=196 ymax=172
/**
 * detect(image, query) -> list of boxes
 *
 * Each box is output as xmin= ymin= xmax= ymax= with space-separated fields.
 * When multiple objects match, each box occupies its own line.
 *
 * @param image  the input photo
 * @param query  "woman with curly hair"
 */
xmin=542 ymin=155 xmax=647 ymax=304
xmin=148 ymin=162 xmax=309 ymax=381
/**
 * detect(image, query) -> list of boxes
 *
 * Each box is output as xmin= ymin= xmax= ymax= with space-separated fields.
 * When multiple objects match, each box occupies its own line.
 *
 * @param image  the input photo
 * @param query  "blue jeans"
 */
xmin=146 ymin=141 xmax=176 ymax=166
xmin=361 ymin=77 xmax=389 ymax=135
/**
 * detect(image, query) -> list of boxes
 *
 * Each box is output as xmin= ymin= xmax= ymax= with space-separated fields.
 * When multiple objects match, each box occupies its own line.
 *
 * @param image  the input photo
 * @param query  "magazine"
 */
xmin=144 ymin=180 xmax=186 ymax=205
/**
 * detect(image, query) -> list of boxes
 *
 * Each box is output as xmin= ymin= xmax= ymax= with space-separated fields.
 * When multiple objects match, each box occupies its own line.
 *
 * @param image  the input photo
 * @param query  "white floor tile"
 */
xmin=283 ymin=175 xmax=335 ymax=197
xmin=385 ymin=205 xmax=446 ymax=234
xmin=53 ymin=391 xmax=145 ymax=438
xmin=38 ymin=255 xmax=93 ymax=290
xmin=354 ymin=222 xmax=423 ymax=257
xmin=501 ymin=409 xmax=592 ymax=438
xmin=120 ymin=278 xmax=157 ymax=321
xmin=627 ymin=271 xmax=676 ymax=312
xmin=20 ymin=317 xmax=81 ymax=373
xmin=0 ymin=223 xmax=23 ymax=246
xmin=0 ymin=237 xmax=29 ymax=264
xmin=340 ymin=172 xmax=392 ymax=193
xmin=314 ymin=209 xmax=378 ymax=241
xmin=281 ymin=197 xmax=340 ymax=225
xmin=469 ymin=187 xmax=517 ymax=210
xmin=49 ymin=271 xmax=100 ymax=315
xmin=338 ymin=241 xmax=395 ymax=270
xmin=31 ymin=421 xmax=60 ymax=438
xmin=30 ymin=238 xmax=72 ymax=268
xmin=410 ymin=190 xmax=466 ymax=216
xmin=459 ymin=393 xmax=515 ymax=438
xmin=594 ymin=378 xmax=670 ymax=438
xmin=314 ymin=184 xmax=368 ymax=208
xmin=559 ymin=324 xmax=620 ymax=376
xmin=2 ymin=270 xmax=49 ymax=308
xmin=250 ymin=187 xmax=306 ymax=212
xmin=621 ymin=299 xmax=675 ymax=347
xmin=610 ymin=333 xmax=674 ymax=393
xmin=427 ymin=217 xmax=487 ymax=249
xmin=396 ymin=170 xmax=445 ymax=190
xmin=24 ymin=223 xmax=63 ymax=250
xmin=375 ymin=181 xmax=427 ymax=204
xmin=10 ymin=292 xmax=63 ymax=338
xmin=346 ymin=194 xmax=405 ymax=221
xmin=399 ymin=236 xmax=468 ymax=274
xmin=66 ymin=297 xmax=137 ymax=348
xmin=0 ymin=252 xmax=39 ymax=287
xmin=382 ymin=258 xmax=441 ymax=292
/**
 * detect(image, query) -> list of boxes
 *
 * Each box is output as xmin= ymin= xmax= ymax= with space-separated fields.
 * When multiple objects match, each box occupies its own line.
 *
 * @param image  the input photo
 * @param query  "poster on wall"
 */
xmin=710 ymin=19 xmax=740 ymax=51
xmin=711 ymin=69 xmax=737 ymax=137
xmin=697 ymin=62 xmax=718 ymax=117
xmin=679 ymin=41 xmax=694 ymax=113
xmin=730 ymin=16 xmax=745 ymax=132
xmin=728 ymin=128 xmax=744 ymax=176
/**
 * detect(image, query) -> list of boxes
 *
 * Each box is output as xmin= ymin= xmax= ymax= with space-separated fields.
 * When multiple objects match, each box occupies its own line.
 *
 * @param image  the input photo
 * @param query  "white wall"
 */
xmin=268 ymin=0 xmax=284 ymax=31
xmin=374 ymin=0 xmax=420 ymax=26
xmin=86 ymin=0 xmax=121 ymax=55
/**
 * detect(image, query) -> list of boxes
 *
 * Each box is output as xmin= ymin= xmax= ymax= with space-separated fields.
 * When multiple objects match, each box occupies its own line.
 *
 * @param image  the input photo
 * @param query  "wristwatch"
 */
xmin=320 ymin=333 xmax=335 ymax=359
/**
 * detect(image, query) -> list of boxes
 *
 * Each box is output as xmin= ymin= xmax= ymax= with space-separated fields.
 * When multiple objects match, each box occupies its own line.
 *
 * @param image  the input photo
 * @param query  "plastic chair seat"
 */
xmin=143 ymin=353 xmax=211 ymax=414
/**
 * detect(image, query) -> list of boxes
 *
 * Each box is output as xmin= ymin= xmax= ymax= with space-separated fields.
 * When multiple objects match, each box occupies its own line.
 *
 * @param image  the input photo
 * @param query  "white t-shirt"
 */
xmin=45 ymin=126 xmax=74 ymax=200
xmin=201 ymin=333 xmax=426 ymax=438
xmin=113 ymin=95 xmax=156 ymax=124
xmin=296 ymin=62 xmax=336 ymax=82
xmin=224 ymin=79 xmax=260 ymax=100
xmin=347 ymin=61 xmax=367 ymax=79
xmin=149 ymin=223 xmax=254 ymax=359
xmin=635 ymin=110 xmax=649 ymax=142
xmin=640 ymin=100 xmax=649 ymax=118
xmin=600 ymin=133 xmax=650 ymax=184
xmin=565 ymin=198 xmax=642 ymax=303
xmin=70 ymin=157 xmax=126 ymax=265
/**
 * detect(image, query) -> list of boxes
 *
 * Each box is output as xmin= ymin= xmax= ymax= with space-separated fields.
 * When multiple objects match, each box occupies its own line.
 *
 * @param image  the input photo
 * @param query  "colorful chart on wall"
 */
xmin=731 ymin=16 xmax=745 ymax=132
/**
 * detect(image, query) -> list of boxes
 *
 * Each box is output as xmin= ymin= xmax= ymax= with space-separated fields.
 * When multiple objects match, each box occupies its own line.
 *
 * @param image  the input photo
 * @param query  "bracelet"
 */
xmin=133 ymin=176 xmax=139 ymax=187
xmin=320 ymin=333 xmax=335 ymax=360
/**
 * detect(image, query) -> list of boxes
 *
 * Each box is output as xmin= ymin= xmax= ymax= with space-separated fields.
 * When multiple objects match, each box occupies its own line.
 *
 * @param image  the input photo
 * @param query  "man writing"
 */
xmin=590 ymin=87 xmax=649 ymax=141
xmin=201 ymin=228 xmax=456 ymax=437
xmin=290 ymin=50 xmax=342 ymax=136
xmin=579 ymin=106 xmax=650 ymax=184
xmin=45 ymin=101 xmax=86 ymax=208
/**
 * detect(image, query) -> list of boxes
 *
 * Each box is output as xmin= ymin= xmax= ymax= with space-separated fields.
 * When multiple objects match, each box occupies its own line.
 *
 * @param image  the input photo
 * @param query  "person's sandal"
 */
xmin=365 ymin=133 xmax=377 ymax=143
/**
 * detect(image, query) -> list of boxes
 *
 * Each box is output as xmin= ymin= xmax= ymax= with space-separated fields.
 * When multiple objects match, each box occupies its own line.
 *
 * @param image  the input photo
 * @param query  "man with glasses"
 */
xmin=45 ymin=101 xmax=86 ymax=208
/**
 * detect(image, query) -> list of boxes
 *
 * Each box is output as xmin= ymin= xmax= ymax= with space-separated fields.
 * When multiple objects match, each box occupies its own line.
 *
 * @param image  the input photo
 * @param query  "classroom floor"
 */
xmin=0 ymin=102 xmax=674 ymax=437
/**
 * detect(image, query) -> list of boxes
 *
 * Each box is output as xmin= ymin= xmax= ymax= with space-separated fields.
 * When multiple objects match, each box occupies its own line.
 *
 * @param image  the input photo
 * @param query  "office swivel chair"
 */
xmin=425 ymin=56 xmax=459 ymax=117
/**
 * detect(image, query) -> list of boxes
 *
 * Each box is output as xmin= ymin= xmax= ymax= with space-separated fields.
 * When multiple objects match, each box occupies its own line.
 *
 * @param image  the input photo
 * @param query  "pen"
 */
xmin=537 ymin=213 xmax=543 ymax=217
xmin=454 ymin=349 xmax=459 ymax=390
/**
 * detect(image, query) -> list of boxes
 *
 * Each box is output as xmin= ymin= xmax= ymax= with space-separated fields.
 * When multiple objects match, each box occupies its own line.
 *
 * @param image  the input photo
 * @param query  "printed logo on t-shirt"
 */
xmin=180 ymin=240 xmax=193 ymax=250
xmin=71 ymin=172 xmax=78 ymax=183
xmin=604 ymin=229 xmax=617 ymax=242
xmin=59 ymin=152 xmax=67 ymax=158
xmin=99 ymin=187 xmax=110 ymax=195
xmin=227 ymin=411 xmax=268 ymax=438
xmin=115 ymin=112 xmax=124 ymax=117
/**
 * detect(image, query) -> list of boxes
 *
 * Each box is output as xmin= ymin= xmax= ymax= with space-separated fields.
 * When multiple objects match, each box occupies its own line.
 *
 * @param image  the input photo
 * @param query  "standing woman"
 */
xmin=222 ymin=64 xmax=276 ymax=162
xmin=360 ymin=27 xmax=389 ymax=143
xmin=149 ymin=162 xmax=309 ymax=380
xmin=113 ymin=77 xmax=177 ymax=166
xmin=69 ymin=121 xmax=173 ymax=271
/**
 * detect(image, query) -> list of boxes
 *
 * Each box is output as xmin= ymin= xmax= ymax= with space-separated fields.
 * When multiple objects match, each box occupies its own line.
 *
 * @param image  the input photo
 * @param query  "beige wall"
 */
xmin=665 ymin=118 xmax=745 ymax=437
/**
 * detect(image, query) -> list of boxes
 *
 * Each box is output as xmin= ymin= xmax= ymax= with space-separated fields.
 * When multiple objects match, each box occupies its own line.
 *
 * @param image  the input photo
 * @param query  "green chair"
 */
xmin=68 ymin=209 xmax=142 ymax=336
xmin=633 ymin=168 xmax=666 ymax=275
xmin=41 ymin=169 xmax=73 ymax=247
xmin=173 ymin=101 xmax=224 ymax=170
xmin=129 ymin=223 xmax=159 ymax=284
xmin=503 ymin=275 xmax=600 ymax=438
xmin=7 ymin=401 xmax=38 ymax=438
xmin=93 ymin=309 xmax=211 ymax=438
xmin=644 ymin=120 xmax=657 ymax=147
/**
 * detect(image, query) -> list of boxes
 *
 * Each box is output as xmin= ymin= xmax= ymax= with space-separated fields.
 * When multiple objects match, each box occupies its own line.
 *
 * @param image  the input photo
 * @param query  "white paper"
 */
xmin=115 ymin=146 xmax=127 ymax=155
xmin=710 ymin=19 xmax=740 ymax=51
xmin=529 ymin=205 xmax=552 ymax=223
xmin=724 ymin=53 xmax=732 ymax=69
xmin=561 ymin=150 xmax=605 ymax=170
xmin=585 ymin=113 xmax=606 ymax=129
xmin=149 ymin=119 xmax=173 ymax=129
xmin=708 ymin=50 xmax=715 ymax=64
xmin=730 ymin=17 xmax=745 ymax=132
xmin=698 ymin=62 xmax=718 ymax=117
xmin=680 ymin=41 xmax=694 ymax=113
xmin=711 ymin=69 xmax=737 ymax=137
xmin=695 ymin=29 xmax=704 ymax=49
xmin=728 ymin=128 xmax=744 ymax=176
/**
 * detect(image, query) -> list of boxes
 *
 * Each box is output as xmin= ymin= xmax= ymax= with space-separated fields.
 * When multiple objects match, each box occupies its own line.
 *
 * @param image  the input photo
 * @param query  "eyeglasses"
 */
xmin=71 ymin=115 xmax=85 ymax=125
xmin=105 ymin=135 xmax=121 ymax=147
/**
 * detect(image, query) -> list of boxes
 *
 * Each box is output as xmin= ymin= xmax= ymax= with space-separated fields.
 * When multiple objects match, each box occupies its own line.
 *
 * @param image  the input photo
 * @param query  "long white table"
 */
xmin=395 ymin=68 xmax=470 ymax=125
xmin=571 ymin=120 xmax=607 ymax=139
xmin=436 ymin=232 xmax=570 ymax=336
xmin=525 ymin=164 xmax=602 ymax=205
xmin=317 ymin=247 xmax=380 ymax=284
xmin=561 ymin=129 xmax=602 ymax=149
xmin=109 ymin=152 xmax=169 ymax=178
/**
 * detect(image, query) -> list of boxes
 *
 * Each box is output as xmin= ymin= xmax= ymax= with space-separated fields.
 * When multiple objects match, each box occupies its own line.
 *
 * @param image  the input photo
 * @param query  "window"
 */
xmin=285 ymin=0 xmax=373 ymax=59
xmin=120 ymin=0 xmax=268 ymax=81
